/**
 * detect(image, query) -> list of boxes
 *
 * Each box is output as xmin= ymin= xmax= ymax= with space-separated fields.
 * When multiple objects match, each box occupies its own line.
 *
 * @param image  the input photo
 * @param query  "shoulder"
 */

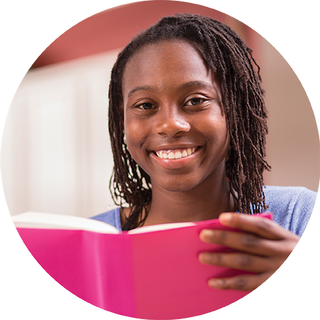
xmin=263 ymin=186 xmax=317 ymax=208
xmin=90 ymin=207 xmax=122 ymax=232
xmin=263 ymin=186 xmax=317 ymax=237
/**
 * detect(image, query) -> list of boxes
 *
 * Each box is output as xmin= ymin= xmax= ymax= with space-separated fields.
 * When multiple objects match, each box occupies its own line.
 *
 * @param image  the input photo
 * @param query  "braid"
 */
xmin=108 ymin=13 xmax=271 ymax=229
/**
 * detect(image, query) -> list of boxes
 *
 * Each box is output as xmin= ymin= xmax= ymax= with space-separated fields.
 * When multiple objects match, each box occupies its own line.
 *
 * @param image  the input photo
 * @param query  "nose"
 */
xmin=154 ymin=108 xmax=191 ymax=137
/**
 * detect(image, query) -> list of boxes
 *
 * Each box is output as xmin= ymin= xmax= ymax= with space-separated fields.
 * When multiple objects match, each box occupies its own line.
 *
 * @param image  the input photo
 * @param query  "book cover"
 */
xmin=13 ymin=212 xmax=272 ymax=319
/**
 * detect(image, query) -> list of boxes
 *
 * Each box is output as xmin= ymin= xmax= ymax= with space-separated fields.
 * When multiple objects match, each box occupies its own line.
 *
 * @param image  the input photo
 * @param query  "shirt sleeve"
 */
xmin=263 ymin=186 xmax=317 ymax=237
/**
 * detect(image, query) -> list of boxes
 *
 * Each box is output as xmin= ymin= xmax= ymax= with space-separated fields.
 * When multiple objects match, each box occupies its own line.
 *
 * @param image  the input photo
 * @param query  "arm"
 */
xmin=198 ymin=212 xmax=299 ymax=291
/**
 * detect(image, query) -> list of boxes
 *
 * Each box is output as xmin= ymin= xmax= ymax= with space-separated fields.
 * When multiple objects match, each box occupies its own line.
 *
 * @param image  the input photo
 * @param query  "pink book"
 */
xmin=13 ymin=212 xmax=272 ymax=319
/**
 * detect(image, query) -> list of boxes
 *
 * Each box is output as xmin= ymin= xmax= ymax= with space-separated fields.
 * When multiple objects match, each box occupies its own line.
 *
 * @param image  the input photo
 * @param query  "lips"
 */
xmin=154 ymin=147 xmax=197 ymax=160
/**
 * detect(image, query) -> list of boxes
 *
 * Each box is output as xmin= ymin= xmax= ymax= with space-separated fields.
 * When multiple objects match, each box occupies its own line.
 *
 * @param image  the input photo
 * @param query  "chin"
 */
xmin=151 ymin=176 xmax=204 ymax=193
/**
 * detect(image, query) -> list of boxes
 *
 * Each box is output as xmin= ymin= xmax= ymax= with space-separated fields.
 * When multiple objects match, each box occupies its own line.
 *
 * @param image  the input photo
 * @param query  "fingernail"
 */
xmin=199 ymin=253 xmax=212 ymax=264
xmin=220 ymin=213 xmax=232 ymax=222
xmin=208 ymin=279 xmax=223 ymax=288
xmin=200 ymin=229 xmax=215 ymax=242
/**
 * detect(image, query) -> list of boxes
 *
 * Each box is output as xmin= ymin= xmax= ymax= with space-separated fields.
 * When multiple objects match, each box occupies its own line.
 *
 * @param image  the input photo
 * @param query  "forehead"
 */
xmin=122 ymin=40 xmax=213 ymax=94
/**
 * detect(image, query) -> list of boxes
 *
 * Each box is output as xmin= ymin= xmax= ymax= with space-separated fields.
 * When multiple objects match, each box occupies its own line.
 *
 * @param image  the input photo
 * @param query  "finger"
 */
xmin=200 ymin=228 xmax=272 ymax=255
xmin=208 ymin=272 xmax=272 ymax=291
xmin=199 ymin=252 xmax=276 ymax=273
xmin=218 ymin=213 xmax=299 ymax=241
xmin=199 ymin=229 xmax=297 ymax=256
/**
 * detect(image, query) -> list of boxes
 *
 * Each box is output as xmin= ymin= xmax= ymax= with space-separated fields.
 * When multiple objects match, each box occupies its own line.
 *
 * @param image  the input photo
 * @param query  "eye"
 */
xmin=185 ymin=97 xmax=205 ymax=106
xmin=137 ymin=102 xmax=155 ymax=110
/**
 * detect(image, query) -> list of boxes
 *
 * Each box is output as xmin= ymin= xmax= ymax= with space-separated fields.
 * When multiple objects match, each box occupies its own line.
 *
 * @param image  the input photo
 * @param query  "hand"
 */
xmin=198 ymin=212 xmax=299 ymax=291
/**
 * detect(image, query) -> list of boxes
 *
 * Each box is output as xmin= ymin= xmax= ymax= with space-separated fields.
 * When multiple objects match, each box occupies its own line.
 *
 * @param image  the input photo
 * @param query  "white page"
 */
xmin=12 ymin=212 xmax=119 ymax=234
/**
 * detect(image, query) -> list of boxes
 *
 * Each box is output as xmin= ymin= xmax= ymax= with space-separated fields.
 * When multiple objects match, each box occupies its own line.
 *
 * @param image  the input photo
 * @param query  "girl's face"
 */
xmin=122 ymin=40 xmax=229 ymax=193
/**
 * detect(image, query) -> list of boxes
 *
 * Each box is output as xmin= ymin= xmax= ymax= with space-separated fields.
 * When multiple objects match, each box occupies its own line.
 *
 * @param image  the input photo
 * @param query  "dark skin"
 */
xmin=199 ymin=212 xmax=299 ymax=290
xmin=121 ymin=40 xmax=299 ymax=291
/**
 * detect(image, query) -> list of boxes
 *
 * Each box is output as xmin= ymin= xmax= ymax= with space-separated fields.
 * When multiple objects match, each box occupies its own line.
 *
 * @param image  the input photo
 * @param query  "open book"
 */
xmin=13 ymin=211 xmax=272 ymax=319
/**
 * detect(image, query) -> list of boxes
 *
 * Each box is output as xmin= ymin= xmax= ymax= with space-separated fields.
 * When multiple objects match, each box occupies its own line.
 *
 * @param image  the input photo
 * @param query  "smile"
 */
xmin=155 ymin=147 xmax=197 ymax=160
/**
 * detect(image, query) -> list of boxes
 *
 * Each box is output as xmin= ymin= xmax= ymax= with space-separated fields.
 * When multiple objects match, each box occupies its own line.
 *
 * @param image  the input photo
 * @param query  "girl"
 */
xmin=92 ymin=13 xmax=316 ymax=292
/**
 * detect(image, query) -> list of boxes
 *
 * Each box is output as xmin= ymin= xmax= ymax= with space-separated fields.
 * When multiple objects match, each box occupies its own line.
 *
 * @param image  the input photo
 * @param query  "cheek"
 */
xmin=124 ymin=119 xmax=148 ymax=160
xmin=125 ymin=119 xmax=145 ymax=140
xmin=204 ymin=118 xmax=230 ymax=163
xmin=205 ymin=114 xmax=229 ymax=142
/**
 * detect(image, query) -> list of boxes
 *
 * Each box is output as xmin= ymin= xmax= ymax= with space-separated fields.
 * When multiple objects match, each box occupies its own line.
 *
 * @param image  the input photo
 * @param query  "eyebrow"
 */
xmin=179 ymin=81 xmax=214 ymax=91
xmin=127 ymin=85 xmax=155 ymax=98
xmin=127 ymin=81 xmax=215 ymax=98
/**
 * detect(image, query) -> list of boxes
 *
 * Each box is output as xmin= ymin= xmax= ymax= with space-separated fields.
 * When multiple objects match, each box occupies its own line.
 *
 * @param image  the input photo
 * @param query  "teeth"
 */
xmin=168 ymin=152 xmax=175 ymax=159
xmin=155 ymin=147 xmax=196 ymax=159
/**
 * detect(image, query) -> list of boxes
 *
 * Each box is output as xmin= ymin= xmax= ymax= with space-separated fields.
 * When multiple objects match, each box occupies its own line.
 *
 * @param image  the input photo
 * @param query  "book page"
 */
xmin=127 ymin=212 xmax=273 ymax=235
xmin=12 ymin=212 xmax=119 ymax=234
xmin=128 ymin=221 xmax=196 ymax=234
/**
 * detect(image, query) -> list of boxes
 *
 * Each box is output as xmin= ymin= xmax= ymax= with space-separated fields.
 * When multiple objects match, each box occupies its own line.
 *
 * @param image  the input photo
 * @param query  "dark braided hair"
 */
xmin=108 ymin=13 xmax=271 ymax=230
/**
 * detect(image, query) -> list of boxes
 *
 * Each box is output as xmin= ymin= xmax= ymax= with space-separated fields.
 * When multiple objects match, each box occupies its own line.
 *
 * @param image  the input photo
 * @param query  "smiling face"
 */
xmin=122 ymin=40 xmax=229 ymax=194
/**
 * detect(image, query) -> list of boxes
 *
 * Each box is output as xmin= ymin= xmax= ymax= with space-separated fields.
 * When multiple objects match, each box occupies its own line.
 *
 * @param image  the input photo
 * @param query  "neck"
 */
xmin=143 ymin=175 xmax=234 ymax=226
